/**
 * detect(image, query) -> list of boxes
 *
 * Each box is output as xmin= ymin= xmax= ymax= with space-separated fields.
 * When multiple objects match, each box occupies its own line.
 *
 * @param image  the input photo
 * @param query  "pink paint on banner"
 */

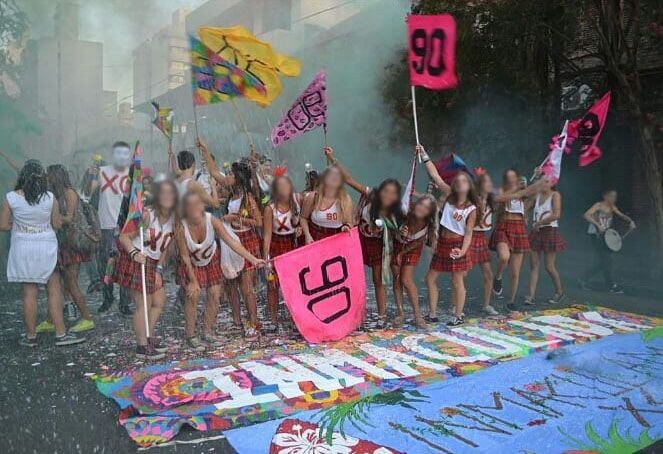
xmin=273 ymin=228 xmax=365 ymax=343
xmin=270 ymin=70 xmax=327 ymax=148
xmin=407 ymin=14 xmax=458 ymax=90
xmin=568 ymin=91 xmax=611 ymax=166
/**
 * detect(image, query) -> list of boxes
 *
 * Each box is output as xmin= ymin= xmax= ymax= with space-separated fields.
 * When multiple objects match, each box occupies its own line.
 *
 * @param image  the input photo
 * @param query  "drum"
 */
xmin=603 ymin=228 xmax=622 ymax=252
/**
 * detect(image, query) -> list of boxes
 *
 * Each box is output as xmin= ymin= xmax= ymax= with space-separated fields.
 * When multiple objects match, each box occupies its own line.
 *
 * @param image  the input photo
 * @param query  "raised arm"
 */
xmin=417 ymin=145 xmax=451 ymax=194
xmin=492 ymin=178 xmax=547 ymax=203
xmin=213 ymin=217 xmax=264 ymax=266
xmin=188 ymin=180 xmax=220 ymax=209
xmin=168 ymin=144 xmax=183 ymax=178
xmin=197 ymin=138 xmax=232 ymax=186
xmin=324 ymin=146 xmax=369 ymax=195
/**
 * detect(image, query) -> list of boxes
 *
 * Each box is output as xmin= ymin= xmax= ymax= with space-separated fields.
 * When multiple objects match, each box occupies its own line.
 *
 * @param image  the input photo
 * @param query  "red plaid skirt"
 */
xmin=392 ymin=239 xmax=424 ymax=267
xmin=430 ymin=235 xmax=472 ymax=272
xmin=57 ymin=248 xmax=91 ymax=267
xmin=113 ymin=251 xmax=162 ymax=294
xmin=489 ymin=218 xmax=530 ymax=253
xmin=269 ymin=233 xmax=298 ymax=258
xmin=309 ymin=222 xmax=342 ymax=241
xmin=177 ymin=249 xmax=223 ymax=288
xmin=529 ymin=226 xmax=566 ymax=253
xmin=359 ymin=232 xmax=383 ymax=267
xmin=235 ymin=229 xmax=261 ymax=270
xmin=470 ymin=231 xmax=491 ymax=264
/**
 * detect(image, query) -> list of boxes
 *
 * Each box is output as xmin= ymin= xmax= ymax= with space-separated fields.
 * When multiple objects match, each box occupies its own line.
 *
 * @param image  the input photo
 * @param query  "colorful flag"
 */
xmin=434 ymin=153 xmax=474 ymax=184
xmin=407 ymin=14 xmax=458 ymax=90
xmin=121 ymin=143 xmax=144 ymax=235
xmin=401 ymin=155 xmax=417 ymax=214
xmin=567 ymin=91 xmax=611 ymax=166
xmin=189 ymin=35 xmax=267 ymax=106
xmin=270 ymin=70 xmax=327 ymax=148
xmin=151 ymin=102 xmax=173 ymax=140
xmin=198 ymin=25 xmax=301 ymax=106
xmin=273 ymin=228 xmax=366 ymax=343
xmin=541 ymin=120 xmax=569 ymax=184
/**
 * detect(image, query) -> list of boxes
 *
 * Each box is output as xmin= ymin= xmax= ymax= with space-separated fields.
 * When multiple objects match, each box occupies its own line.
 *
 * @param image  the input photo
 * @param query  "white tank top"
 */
xmin=359 ymin=204 xmax=382 ymax=238
xmin=310 ymin=200 xmax=342 ymax=229
xmin=533 ymin=193 xmax=558 ymax=227
xmin=271 ymin=200 xmax=300 ymax=235
xmin=440 ymin=203 xmax=477 ymax=236
xmin=227 ymin=195 xmax=251 ymax=232
xmin=474 ymin=203 xmax=493 ymax=232
xmin=132 ymin=210 xmax=175 ymax=260
xmin=175 ymin=177 xmax=192 ymax=203
xmin=505 ymin=198 xmax=524 ymax=214
xmin=397 ymin=224 xmax=428 ymax=245
xmin=97 ymin=165 xmax=130 ymax=229
xmin=182 ymin=212 xmax=217 ymax=266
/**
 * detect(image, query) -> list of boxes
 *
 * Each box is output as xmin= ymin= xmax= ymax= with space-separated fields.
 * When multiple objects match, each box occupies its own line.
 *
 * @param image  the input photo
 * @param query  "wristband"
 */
xmin=156 ymin=264 xmax=164 ymax=274
xmin=129 ymin=248 xmax=139 ymax=259
xmin=342 ymin=223 xmax=351 ymax=230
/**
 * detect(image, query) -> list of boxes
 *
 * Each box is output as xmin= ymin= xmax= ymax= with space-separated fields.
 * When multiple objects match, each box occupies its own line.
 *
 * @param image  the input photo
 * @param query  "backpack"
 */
xmin=66 ymin=195 xmax=101 ymax=254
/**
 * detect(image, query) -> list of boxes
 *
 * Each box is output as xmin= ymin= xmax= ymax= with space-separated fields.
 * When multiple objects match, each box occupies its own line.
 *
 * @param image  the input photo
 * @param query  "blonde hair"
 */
xmin=313 ymin=165 xmax=351 ymax=221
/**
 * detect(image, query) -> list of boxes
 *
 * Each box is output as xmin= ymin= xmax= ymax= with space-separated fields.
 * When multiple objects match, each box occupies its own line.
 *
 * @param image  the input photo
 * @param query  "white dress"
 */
xmin=6 ymin=191 xmax=58 ymax=284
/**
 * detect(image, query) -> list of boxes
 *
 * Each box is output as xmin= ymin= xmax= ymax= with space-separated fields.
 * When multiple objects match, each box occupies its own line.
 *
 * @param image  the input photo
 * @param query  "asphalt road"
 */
xmin=1 ymin=257 xmax=660 ymax=454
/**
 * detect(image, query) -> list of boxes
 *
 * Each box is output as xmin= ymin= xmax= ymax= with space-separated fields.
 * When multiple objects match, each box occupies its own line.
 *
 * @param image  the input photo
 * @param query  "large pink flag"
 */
xmin=568 ymin=91 xmax=611 ymax=166
xmin=273 ymin=228 xmax=365 ymax=343
xmin=270 ymin=70 xmax=327 ymax=148
xmin=407 ymin=14 xmax=458 ymax=90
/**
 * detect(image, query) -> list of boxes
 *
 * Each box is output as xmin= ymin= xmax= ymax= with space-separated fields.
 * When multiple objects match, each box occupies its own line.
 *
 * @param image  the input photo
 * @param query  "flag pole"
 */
xmin=323 ymin=123 xmax=332 ymax=165
xmin=139 ymin=226 xmax=150 ymax=340
xmin=411 ymin=85 xmax=422 ymax=163
xmin=231 ymin=99 xmax=254 ymax=149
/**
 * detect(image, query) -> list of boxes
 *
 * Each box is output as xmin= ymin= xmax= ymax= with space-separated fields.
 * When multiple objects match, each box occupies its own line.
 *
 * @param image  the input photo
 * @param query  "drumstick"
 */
xmin=622 ymin=229 xmax=634 ymax=240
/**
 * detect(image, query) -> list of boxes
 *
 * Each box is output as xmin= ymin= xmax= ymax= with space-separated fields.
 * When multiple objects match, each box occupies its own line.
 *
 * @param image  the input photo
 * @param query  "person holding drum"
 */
xmin=579 ymin=189 xmax=636 ymax=293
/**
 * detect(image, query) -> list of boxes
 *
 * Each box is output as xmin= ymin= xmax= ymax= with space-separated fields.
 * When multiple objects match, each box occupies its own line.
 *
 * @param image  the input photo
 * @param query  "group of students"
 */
xmin=1 ymin=137 xmax=634 ymax=359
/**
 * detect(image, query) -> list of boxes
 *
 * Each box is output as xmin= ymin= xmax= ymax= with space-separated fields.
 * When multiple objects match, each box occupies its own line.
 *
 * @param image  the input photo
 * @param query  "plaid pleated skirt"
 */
xmin=309 ymin=222 xmax=342 ymax=241
xmin=113 ymin=251 xmax=162 ymax=294
xmin=269 ymin=233 xmax=299 ymax=258
xmin=177 ymin=249 xmax=223 ymax=288
xmin=470 ymin=231 xmax=491 ymax=264
xmin=430 ymin=235 xmax=472 ymax=272
xmin=490 ymin=218 xmax=530 ymax=253
xmin=529 ymin=226 xmax=566 ymax=253
xmin=392 ymin=239 xmax=424 ymax=267
xmin=359 ymin=232 xmax=383 ymax=267
xmin=57 ymin=247 xmax=91 ymax=268
xmin=234 ymin=229 xmax=261 ymax=270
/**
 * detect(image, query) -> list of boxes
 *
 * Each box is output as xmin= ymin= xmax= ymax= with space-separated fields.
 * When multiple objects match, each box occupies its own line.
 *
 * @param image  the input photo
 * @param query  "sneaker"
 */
xmin=149 ymin=338 xmax=168 ymax=353
xmin=186 ymin=336 xmax=206 ymax=352
xmin=54 ymin=332 xmax=86 ymax=346
xmin=492 ymin=277 xmax=503 ymax=295
xmin=86 ymin=281 xmax=102 ymax=294
xmin=136 ymin=345 xmax=165 ymax=360
xmin=483 ymin=305 xmax=499 ymax=316
xmin=375 ymin=317 xmax=388 ymax=330
xmin=609 ymin=284 xmax=624 ymax=294
xmin=506 ymin=303 xmax=518 ymax=312
xmin=36 ymin=320 xmax=55 ymax=333
xmin=548 ymin=293 xmax=566 ymax=304
xmin=70 ymin=318 xmax=95 ymax=333
xmin=98 ymin=300 xmax=114 ymax=313
xmin=447 ymin=316 xmax=465 ymax=326
xmin=19 ymin=335 xmax=38 ymax=348
xmin=200 ymin=333 xmax=221 ymax=346
xmin=522 ymin=296 xmax=535 ymax=306
xmin=65 ymin=303 xmax=78 ymax=321
xmin=119 ymin=302 xmax=133 ymax=316
xmin=244 ymin=325 xmax=260 ymax=340
xmin=424 ymin=314 xmax=439 ymax=323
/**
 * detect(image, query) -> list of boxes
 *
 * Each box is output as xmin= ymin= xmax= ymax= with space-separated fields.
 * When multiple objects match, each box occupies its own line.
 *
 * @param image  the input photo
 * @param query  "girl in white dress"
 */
xmin=0 ymin=160 xmax=85 ymax=347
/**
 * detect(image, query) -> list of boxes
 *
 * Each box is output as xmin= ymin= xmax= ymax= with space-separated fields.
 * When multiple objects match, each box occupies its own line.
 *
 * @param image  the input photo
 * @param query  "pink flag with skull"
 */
xmin=270 ymin=70 xmax=327 ymax=148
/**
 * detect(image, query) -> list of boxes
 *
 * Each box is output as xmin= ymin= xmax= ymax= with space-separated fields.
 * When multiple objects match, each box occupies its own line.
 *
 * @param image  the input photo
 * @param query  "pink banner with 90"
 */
xmin=407 ymin=14 xmax=458 ymax=90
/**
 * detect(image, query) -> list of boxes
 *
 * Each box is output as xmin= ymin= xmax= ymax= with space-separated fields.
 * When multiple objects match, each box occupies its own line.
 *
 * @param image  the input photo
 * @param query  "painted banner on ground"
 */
xmin=92 ymin=307 xmax=659 ymax=447
xmin=228 ymin=332 xmax=663 ymax=453
xmin=273 ymin=227 xmax=365 ymax=343
xmin=407 ymin=14 xmax=458 ymax=90
xmin=270 ymin=70 xmax=327 ymax=148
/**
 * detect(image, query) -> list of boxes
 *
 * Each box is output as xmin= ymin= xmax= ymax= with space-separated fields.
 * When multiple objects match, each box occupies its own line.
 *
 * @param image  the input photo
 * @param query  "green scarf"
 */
xmin=380 ymin=216 xmax=398 ymax=286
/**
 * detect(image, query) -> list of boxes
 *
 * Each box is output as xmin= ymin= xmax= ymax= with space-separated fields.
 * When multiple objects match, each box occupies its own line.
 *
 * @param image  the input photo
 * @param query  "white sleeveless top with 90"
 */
xmin=505 ymin=198 xmax=524 ymax=214
xmin=310 ymin=200 xmax=342 ymax=229
xmin=440 ymin=203 xmax=477 ymax=236
xmin=271 ymin=200 xmax=300 ymax=235
xmin=227 ymin=195 xmax=251 ymax=232
xmin=474 ymin=201 xmax=493 ymax=232
xmin=182 ymin=212 xmax=217 ymax=266
xmin=131 ymin=210 xmax=175 ymax=260
xmin=533 ymin=193 xmax=558 ymax=227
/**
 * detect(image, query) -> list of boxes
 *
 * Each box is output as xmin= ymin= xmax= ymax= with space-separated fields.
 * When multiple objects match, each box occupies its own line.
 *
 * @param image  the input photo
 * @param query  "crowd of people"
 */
xmin=0 ymin=139 xmax=635 ymax=359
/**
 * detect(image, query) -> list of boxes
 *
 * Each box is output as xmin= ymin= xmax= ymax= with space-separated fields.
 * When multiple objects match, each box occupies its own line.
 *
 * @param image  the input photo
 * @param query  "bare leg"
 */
xmin=202 ymin=285 xmax=222 ymax=335
xmin=391 ymin=264 xmax=405 ymax=322
xmin=508 ymin=252 xmax=524 ymax=304
xmin=371 ymin=264 xmax=387 ymax=319
xmin=267 ymin=279 xmax=280 ymax=324
xmin=64 ymin=264 xmax=92 ymax=320
xmin=544 ymin=252 xmax=563 ymax=295
xmin=528 ymin=251 xmax=540 ymax=299
xmin=401 ymin=265 xmax=424 ymax=326
xmin=425 ymin=269 xmax=441 ymax=317
xmin=451 ymin=271 xmax=466 ymax=317
xmin=495 ymin=243 xmax=511 ymax=278
xmin=479 ymin=262 xmax=494 ymax=308
xmin=148 ymin=288 xmax=167 ymax=335
xmin=225 ymin=280 xmax=242 ymax=325
xmin=184 ymin=286 xmax=201 ymax=338
xmin=240 ymin=270 xmax=258 ymax=325
xmin=46 ymin=272 xmax=67 ymax=337
xmin=22 ymin=283 xmax=39 ymax=338
xmin=131 ymin=290 xmax=149 ymax=346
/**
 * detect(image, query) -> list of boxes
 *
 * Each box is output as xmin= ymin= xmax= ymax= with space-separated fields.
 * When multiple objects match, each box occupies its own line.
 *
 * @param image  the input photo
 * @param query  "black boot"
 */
xmin=98 ymin=300 xmax=114 ymax=313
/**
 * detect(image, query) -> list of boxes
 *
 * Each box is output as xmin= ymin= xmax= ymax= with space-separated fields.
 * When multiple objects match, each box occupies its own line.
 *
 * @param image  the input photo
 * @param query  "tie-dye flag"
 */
xmin=151 ymin=102 xmax=173 ymax=140
xmin=189 ymin=35 xmax=266 ymax=106
xmin=121 ymin=143 xmax=144 ymax=235
xmin=434 ymin=153 xmax=474 ymax=184
xmin=270 ymin=70 xmax=327 ymax=148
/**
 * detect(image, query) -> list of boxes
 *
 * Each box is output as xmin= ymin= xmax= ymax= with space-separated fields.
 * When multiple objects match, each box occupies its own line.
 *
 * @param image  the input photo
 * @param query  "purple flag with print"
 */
xmin=270 ymin=70 xmax=327 ymax=148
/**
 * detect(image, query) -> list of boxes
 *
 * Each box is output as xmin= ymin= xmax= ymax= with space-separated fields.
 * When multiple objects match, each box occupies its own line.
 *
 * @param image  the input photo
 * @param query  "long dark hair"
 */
xmin=230 ymin=161 xmax=256 ymax=213
xmin=475 ymin=172 xmax=494 ymax=213
xmin=447 ymin=172 xmax=483 ymax=223
xmin=46 ymin=164 xmax=72 ymax=201
xmin=368 ymin=178 xmax=404 ymax=226
xmin=16 ymin=160 xmax=48 ymax=205
xmin=406 ymin=193 xmax=438 ymax=247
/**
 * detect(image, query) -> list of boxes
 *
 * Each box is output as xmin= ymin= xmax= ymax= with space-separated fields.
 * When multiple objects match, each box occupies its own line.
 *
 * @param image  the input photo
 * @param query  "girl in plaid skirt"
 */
xmin=391 ymin=193 xmax=437 ymax=328
xmin=524 ymin=184 xmax=565 ymax=306
xmin=262 ymin=175 xmax=302 ymax=328
xmin=221 ymin=162 xmax=263 ymax=338
xmin=116 ymin=181 xmax=177 ymax=360
xmin=178 ymin=192 xmax=264 ymax=351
